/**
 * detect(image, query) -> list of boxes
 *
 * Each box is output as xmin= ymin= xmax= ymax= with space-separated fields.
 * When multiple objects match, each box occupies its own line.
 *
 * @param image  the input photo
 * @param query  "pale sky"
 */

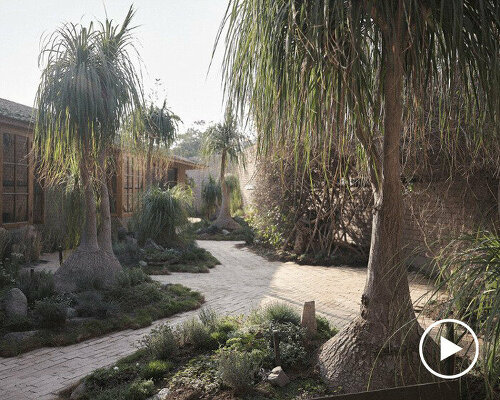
xmin=0 ymin=0 xmax=229 ymax=131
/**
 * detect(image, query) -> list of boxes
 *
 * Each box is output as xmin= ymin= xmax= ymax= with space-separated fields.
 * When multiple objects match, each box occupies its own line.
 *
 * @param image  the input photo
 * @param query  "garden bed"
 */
xmin=192 ymin=217 xmax=255 ymax=243
xmin=62 ymin=303 xmax=338 ymax=400
xmin=142 ymin=245 xmax=220 ymax=274
xmin=0 ymin=267 xmax=204 ymax=357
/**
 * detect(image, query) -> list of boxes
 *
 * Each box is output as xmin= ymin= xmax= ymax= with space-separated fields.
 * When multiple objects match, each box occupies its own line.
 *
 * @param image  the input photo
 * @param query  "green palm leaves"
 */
xmin=218 ymin=0 xmax=499 ymax=177
xmin=35 ymin=6 xmax=142 ymax=185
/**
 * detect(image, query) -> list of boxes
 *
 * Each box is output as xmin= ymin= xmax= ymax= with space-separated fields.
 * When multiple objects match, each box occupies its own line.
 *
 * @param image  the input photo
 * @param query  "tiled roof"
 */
xmin=0 ymin=98 xmax=35 ymax=124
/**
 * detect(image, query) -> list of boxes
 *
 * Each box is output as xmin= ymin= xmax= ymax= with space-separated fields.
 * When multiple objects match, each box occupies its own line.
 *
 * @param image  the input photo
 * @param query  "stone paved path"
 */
xmin=0 ymin=241 xmax=434 ymax=400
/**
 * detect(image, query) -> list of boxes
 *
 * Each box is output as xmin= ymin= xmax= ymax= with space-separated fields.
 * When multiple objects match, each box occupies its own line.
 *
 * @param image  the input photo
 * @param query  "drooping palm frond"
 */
xmin=217 ymin=0 xmax=500 ymax=181
xmin=35 ymin=6 xmax=143 ymax=185
xmin=202 ymin=107 xmax=246 ymax=166
xmin=201 ymin=175 xmax=222 ymax=218
xmin=432 ymin=231 xmax=500 ymax=397
xmin=143 ymin=100 xmax=181 ymax=148
xmin=132 ymin=186 xmax=190 ymax=246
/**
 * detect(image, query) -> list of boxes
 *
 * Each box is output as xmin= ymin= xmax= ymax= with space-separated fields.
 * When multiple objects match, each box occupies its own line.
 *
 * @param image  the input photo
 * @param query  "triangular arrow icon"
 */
xmin=440 ymin=336 xmax=462 ymax=361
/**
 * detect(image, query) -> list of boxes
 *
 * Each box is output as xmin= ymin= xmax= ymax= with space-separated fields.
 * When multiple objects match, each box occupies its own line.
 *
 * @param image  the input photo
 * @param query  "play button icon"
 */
xmin=440 ymin=336 xmax=462 ymax=361
xmin=419 ymin=318 xmax=479 ymax=379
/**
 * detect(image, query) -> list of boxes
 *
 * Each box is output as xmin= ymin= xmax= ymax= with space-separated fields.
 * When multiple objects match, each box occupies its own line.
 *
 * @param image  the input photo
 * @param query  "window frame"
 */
xmin=0 ymin=123 xmax=34 ymax=228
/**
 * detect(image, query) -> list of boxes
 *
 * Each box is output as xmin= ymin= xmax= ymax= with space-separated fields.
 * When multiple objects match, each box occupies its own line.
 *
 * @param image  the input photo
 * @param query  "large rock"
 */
xmin=267 ymin=366 xmax=290 ymax=387
xmin=3 ymin=288 xmax=27 ymax=318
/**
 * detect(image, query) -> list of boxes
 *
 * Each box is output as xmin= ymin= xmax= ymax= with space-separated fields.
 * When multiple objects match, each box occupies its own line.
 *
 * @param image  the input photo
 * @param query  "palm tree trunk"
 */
xmin=79 ymin=155 xmax=99 ymax=251
xmin=145 ymin=136 xmax=154 ymax=187
xmin=54 ymin=148 xmax=122 ymax=293
xmin=318 ymin=9 xmax=436 ymax=392
xmin=97 ymin=149 xmax=114 ymax=254
xmin=213 ymin=150 xmax=240 ymax=230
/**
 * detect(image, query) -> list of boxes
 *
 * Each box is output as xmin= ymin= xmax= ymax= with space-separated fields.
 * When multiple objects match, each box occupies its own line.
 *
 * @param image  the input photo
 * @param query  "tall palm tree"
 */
xmin=218 ymin=0 xmax=499 ymax=393
xmin=202 ymin=107 xmax=245 ymax=230
xmin=35 ymin=7 xmax=141 ymax=292
xmin=140 ymin=100 xmax=180 ymax=187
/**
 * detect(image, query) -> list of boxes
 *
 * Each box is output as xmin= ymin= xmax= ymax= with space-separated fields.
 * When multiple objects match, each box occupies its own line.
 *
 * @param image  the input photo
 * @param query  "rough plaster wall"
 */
xmin=402 ymin=177 xmax=498 ymax=273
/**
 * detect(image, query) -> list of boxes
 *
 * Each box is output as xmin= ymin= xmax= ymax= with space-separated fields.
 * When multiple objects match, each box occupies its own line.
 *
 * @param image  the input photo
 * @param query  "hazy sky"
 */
xmin=0 ymin=0 xmax=229 ymax=130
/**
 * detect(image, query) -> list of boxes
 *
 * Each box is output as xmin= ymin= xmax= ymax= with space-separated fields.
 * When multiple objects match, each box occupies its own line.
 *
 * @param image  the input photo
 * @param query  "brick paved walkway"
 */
xmin=0 ymin=241 xmax=434 ymax=400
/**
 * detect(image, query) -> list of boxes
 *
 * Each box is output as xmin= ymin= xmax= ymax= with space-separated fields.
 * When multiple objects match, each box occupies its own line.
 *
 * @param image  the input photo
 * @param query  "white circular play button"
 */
xmin=419 ymin=318 xmax=479 ymax=379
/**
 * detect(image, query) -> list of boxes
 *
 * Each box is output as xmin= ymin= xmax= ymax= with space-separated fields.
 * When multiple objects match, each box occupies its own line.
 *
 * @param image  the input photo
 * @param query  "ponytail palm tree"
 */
xmin=219 ymin=0 xmax=499 ymax=393
xmin=140 ymin=100 xmax=180 ymax=187
xmin=35 ymin=7 xmax=141 ymax=291
xmin=202 ymin=108 xmax=245 ymax=230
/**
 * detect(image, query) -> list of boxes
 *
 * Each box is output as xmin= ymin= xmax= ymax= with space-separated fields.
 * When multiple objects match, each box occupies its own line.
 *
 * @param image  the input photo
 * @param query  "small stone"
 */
xmin=3 ymin=288 xmax=28 ymax=318
xmin=70 ymin=381 xmax=86 ymax=400
xmin=147 ymin=388 xmax=171 ymax=400
xmin=139 ymin=260 xmax=148 ymax=267
xmin=301 ymin=301 xmax=317 ymax=337
xmin=267 ymin=366 xmax=290 ymax=387
xmin=221 ymin=229 xmax=230 ymax=235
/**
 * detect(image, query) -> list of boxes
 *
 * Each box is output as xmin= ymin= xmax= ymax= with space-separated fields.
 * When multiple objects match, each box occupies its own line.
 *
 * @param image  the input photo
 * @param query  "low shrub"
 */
xmin=264 ymin=321 xmax=308 ymax=368
xmin=170 ymin=355 xmax=221 ymax=394
xmin=141 ymin=324 xmax=178 ymax=361
xmin=126 ymin=379 xmax=155 ymax=400
xmin=199 ymin=307 xmax=218 ymax=328
xmin=0 ymin=259 xmax=20 ymax=289
xmin=141 ymin=360 xmax=173 ymax=382
xmin=34 ymin=297 xmax=68 ymax=328
xmin=17 ymin=270 xmax=55 ymax=304
xmin=210 ymin=318 xmax=239 ymax=346
xmin=178 ymin=317 xmax=216 ymax=350
xmin=216 ymin=347 xmax=262 ymax=393
xmin=316 ymin=315 xmax=338 ymax=340
xmin=117 ymin=267 xmax=151 ymax=288
xmin=262 ymin=302 xmax=301 ymax=325
xmin=0 ymin=227 xmax=10 ymax=261
xmin=75 ymin=291 xmax=119 ymax=319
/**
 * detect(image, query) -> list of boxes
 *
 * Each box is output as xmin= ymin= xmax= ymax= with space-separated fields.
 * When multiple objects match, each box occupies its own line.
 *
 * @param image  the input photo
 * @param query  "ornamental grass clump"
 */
xmin=432 ymin=231 xmax=500 ymax=398
xmin=132 ymin=186 xmax=190 ymax=246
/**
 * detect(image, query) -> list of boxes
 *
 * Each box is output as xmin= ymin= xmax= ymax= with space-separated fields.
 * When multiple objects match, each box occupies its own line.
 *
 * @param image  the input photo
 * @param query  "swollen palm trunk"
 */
xmin=318 ymin=29 xmax=437 ymax=393
xmin=54 ymin=159 xmax=122 ymax=293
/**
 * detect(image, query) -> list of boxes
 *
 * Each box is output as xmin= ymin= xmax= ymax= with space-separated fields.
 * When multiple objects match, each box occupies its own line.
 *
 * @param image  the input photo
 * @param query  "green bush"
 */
xmin=16 ymin=270 xmax=55 ymax=304
xmin=264 ymin=321 xmax=308 ymax=368
xmin=131 ymin=186 xmax=190 ymax=246
xmin=201 ymin=176 xmax=221 ymax=219
xmin=225 ymin=174 xmax=243 ymax=215
xmin=262 ymin=302 xmax=301 ymax=325
xmin=0 ymin=259 xmax=19 ymax=289
xmin=199 ymin=307 xmax=218 ymax=328
xmin=141 ymin=360 xmax=173 ymax=382
xmin=75 ymin=291 xmax=119 ymax=319
xmin=216 ymin=347 xmax=262 ymax=393
xmin=141 ymin=324 xmax=178 ymax=360
xmin=126 ymin=379 xmax=155 ymax=400
xmin=316 ymin=315 xmax=338 ymax=340
xmin=0 ymin=227 xmax=10 ymax=261
xmin=178 ymin=317 xmax=216 ymax=350
xmin=117 ymin=267 xmax=151 ymax=288
xmin=34 ymin=297 xmax=68 ymax=328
